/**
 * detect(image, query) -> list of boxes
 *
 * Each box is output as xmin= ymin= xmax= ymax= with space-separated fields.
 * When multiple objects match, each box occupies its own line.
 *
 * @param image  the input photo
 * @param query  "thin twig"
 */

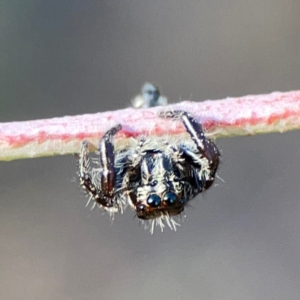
xmin=1 ymin=90 xmax=300 ymax=161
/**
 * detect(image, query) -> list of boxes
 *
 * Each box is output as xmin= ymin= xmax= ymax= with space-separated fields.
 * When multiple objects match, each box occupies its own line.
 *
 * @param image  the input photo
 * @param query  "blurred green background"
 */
xmin=1 ymin=1 xmax=300 ymax=299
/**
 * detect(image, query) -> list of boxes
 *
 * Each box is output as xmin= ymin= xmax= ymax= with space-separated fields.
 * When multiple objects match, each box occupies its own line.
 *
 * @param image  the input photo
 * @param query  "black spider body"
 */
xmin=79 ymin=111 xmax=220 ymax=232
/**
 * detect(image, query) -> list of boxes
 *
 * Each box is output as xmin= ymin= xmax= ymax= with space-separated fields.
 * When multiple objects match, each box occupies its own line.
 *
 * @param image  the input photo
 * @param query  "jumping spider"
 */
xmin=78 ymin=111 xmax=220 ymax=232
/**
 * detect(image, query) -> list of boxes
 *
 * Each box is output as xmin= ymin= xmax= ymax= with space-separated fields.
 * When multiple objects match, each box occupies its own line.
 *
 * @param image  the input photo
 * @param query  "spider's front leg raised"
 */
xmin=79 ymin=124 xmax=122 ymax=210
xmin=159 ymin=110 xmax=220 ymax=189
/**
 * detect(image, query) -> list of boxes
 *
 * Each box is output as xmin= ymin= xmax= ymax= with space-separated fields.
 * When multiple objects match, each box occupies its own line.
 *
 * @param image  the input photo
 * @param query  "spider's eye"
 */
xmin=163 ymin=192 xmax=177 ymax=206
xmin=147 ymin=194 xmax=161 ymax=207
xmin=136 ymin=203 xmax=146 ymax=212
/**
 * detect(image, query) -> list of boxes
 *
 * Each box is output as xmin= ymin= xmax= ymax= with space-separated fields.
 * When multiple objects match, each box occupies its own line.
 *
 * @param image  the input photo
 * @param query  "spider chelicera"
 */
xmin=78 ymin=110 xmax=220 ymax=232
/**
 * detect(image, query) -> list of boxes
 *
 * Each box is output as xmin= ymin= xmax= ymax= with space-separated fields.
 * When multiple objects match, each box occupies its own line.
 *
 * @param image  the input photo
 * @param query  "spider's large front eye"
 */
xmin=147 ymin=194 xmax=161 ymax=207
xmin=163 ymin=192 xmax=177 ymax=206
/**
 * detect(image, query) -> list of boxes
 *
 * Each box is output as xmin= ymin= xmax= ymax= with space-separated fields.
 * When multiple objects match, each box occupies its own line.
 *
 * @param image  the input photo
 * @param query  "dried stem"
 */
xmin=1 ymin=90 xmax=300 ymax=161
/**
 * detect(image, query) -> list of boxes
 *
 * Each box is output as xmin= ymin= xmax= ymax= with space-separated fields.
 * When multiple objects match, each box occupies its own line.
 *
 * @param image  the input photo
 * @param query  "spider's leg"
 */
xmin=159 ymin=111 xmax=220 ymax=189
xmin=79 ymin=140 xmax=109 ymax=207
xmin=159 ymin=111 xmax=219 ymax=167
xmin=121 ymin=137 xmax=146 ymax=207
xmin=98 ymin=124 xmax=122 ymax=200
xmin=79 ymin=124 xmax=122 ymax=209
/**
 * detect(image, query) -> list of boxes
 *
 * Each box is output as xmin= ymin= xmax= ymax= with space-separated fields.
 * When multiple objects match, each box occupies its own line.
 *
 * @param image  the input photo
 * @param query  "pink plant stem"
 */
xmin=1 ymin=90 xmax=300 ymax=161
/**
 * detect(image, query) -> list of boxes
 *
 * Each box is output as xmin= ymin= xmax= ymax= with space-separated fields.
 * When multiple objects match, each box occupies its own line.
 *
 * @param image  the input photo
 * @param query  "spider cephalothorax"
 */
xmin=78 ymin=111 xmax=220 ymax=232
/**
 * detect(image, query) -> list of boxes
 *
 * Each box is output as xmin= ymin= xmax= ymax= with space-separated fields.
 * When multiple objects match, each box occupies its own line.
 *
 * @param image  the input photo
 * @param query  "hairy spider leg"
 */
xmin=79 ymin=124 xmax=122 ymax=209
xmin=122 ymin=137 xmax=148 ymax=207
xmin=99 ymin=124 xmax=122 ymax=198
xmin=79 ymin=141 xmax=108 ymax=207
xmin=160 ymin=110 xmax=220 ymax=189
xmin=181 ymin=112 xmax=219 ymax=174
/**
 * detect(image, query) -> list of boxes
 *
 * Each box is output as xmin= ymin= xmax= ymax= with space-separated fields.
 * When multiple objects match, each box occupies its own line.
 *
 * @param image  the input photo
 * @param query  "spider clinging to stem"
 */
xmin=78 ymin=110 xmax=220 ymax=232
